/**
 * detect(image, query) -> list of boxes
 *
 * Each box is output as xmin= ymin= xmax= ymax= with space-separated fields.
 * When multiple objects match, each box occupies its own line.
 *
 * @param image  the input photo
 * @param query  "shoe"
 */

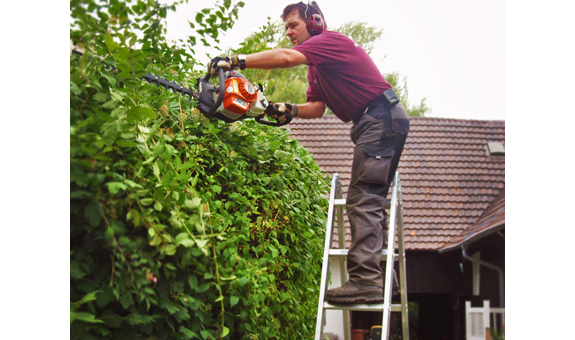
xmin=325 ymin=280 xmax=383 ymax=304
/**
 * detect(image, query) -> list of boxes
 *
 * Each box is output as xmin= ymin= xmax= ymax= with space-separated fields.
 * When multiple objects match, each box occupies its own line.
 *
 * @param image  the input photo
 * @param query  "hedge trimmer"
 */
xmin=143 ymin=68 xmax=292 ymax=126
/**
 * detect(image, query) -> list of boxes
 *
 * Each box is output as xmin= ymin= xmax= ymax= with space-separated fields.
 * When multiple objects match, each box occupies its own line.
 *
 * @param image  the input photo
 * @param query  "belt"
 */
xmin=352 ymin=89 xmax=399 ymax=124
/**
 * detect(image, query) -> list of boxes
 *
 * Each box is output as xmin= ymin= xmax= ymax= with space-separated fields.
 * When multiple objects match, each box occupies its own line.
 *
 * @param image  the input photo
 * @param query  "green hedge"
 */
xmin=70 ymin=0 xmax=329 ymax=338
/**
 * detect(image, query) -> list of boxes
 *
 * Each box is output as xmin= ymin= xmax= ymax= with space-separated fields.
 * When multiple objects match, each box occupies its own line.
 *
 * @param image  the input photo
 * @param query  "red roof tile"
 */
xmin=288 ymin=116 xmax=505 ymax=250
xmin=439 ymin=189 xmax=505 ymax=252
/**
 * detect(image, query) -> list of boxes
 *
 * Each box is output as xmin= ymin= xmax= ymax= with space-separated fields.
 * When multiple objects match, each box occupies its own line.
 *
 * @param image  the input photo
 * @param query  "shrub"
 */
xmin=70 ymin=1 xmax=329 ymax=338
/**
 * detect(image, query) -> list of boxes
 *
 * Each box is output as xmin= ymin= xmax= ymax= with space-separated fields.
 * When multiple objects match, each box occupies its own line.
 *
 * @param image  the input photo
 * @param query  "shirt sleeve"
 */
xmin=292 ymin=32 xmax=345 ymax=67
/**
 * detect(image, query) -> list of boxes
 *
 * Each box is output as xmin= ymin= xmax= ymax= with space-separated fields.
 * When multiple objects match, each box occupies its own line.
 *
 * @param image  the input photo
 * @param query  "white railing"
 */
xmin=466 ymin=300 xmax=505 ymax=340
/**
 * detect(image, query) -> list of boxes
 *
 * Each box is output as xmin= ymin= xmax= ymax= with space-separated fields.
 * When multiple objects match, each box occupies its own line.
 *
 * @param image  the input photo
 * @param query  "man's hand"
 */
xmin=208 ymin=57 xmax=232 ymax=76
xmin=269 ymin=102 xmax=299 ymax=123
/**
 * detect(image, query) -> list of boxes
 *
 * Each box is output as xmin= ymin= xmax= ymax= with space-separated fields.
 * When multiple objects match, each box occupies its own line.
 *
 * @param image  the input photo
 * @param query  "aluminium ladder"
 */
xmin=314 ymin=172 xmax=409 ymax=340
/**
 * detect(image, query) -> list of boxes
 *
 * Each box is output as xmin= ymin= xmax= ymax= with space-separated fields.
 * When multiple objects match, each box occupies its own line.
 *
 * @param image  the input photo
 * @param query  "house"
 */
xmin=288 ymin=116 xmax=505 ymax=340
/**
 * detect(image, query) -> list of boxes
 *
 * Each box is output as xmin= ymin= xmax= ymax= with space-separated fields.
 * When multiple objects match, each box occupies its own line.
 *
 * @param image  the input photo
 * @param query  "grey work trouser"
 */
xmin=346 ymin=102 xmax=409 ymax=287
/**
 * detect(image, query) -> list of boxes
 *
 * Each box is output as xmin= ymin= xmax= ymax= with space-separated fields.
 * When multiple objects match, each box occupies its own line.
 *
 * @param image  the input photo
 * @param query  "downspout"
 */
xmin=462 ymin=244 xmax=505 ymax=307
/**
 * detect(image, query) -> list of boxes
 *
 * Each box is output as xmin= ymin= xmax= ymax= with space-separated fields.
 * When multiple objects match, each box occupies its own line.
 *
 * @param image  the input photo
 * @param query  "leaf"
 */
xmin=70 ymin=266 xmax=86 ymax=279
xmin=120 ymin=292 xmax=135 ymax=309
xmin=125 ymin=313 xmax=154 ymax=325
xmin=184 ymin=198 xmax=201 ymax=210
xmin=142 ymin=156 xmax=155 ymax=164
xmin=152 ymin=143 xmax=165 ymax=157
xmin=101 ymin=70 xmax=117 ymax=86
xmin=188 ymin=274 xmax=198 ymax=289
xmin=111 ymin=107 xmax=126 ymax=118
xmin=165 ymin=244 xmax=177 ymax=256
xmin=161 ymin=300 xmax=179 ymax=314
xmin=153 ymin=224 xmax=167 ymax=232
xmin=200 ymin=330 xmax=211 ymax=340
xmin=169 ymin=212 xmax=183 ymax=228
xmin=105 ymin=227 xmax=114 ymax=241
xmin=230 ymin=296 xmax=239 ymax=307
xmin=72 ymin=312 xmax=104 ymax=324
xmin=125 ymin=106 xmax=157 ymax=123
xmin=84 ymin=202 xmax=104 ymax=227
xmin=106 ymin=182 xmax=127 ymax=195
xmin=153 ymin=161 xmax=160 ymax=177
xmin=140 ymin=198 xmax=154 ymax=206
xmin=93 ymin=92 xmax=108 ymax=102
xmin=70 ymin=81 xmax=82 ymax=95
xmin=102 ymin=119 xmax=121 ymax=146
xmin=105 ymin=32 xmax=117 ymax=51
xmin=196 ymin=283 xmax=210 ymax=293
xmin=180 ymin=326 xmax=198 ymax=339
xmin=116 ymin=139 xmax=136 ymax=148
xmin=221 ymin=326 xmax=230 ymax=337
xmin=195 ymin=238 xmax=208 ymax=256
xmin=124 ymin=179 xmax=142 ymax=188
xmin=176 ymin=233 xmax=195 ymax=248
xmin=149 ymin=234 xmax=160 ymax=246
xmin=238 ymin=277 xmax=249 ymax=287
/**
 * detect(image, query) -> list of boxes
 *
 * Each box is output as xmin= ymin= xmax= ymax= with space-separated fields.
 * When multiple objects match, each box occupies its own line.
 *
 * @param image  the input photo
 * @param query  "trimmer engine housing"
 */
xmin=197 ymin=70 xmax=269 ymax=124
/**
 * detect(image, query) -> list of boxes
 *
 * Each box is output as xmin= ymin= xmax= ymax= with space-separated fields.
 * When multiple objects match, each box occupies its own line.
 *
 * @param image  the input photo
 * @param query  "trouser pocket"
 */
xmin=353 ymin=142 xmax=395 ymax=186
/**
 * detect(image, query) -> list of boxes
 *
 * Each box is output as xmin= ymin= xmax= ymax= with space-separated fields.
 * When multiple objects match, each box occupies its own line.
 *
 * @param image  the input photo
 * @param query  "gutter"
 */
xmin=462 ymin=244 xmax=505 ymax=307
xmin=438 ymin=224 xmax=505 ymax=254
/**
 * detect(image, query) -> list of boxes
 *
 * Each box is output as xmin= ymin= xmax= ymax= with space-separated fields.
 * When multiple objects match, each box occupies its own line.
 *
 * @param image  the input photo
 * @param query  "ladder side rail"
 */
xmin=396 ymin=192 xmax=410 ymax=340
xmin=381 ymin=172 xmax=401 ymax=340
xmin=314 ymin=174 xmax=341 ymax=340
xmin=336 ymin=200 xmax=352 ymax=340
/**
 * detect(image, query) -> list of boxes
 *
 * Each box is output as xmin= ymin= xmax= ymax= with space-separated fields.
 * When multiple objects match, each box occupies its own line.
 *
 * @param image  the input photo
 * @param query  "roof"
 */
xmin=438 ymin=189 xmax=505 ymax=252
xmin=288 ymin=116 xmax=505 ymax=251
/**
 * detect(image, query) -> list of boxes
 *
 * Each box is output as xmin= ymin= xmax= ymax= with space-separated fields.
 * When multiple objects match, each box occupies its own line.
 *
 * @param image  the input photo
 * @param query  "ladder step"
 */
xmin=323 ymin=302 xmax=403 ymax=312
xmin=333 ymin=198 xmax=391 ymax=209
xmin=334 ymin=198 xmax=346 ymax=206
xmin=328 ymin=249 xmax=398 ymax=260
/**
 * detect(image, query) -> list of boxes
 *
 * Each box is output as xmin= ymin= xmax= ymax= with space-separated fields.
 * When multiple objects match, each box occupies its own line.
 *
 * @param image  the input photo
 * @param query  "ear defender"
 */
xmin=305 ymin=1 xmax=325 ymax=36
xmin=307 ymin=13 xmax=324 ymax=35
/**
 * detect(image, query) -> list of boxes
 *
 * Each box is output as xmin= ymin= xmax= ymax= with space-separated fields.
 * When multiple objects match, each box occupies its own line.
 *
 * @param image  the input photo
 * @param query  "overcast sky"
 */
xmin=160 ymin=0 xmax=505 ymax=121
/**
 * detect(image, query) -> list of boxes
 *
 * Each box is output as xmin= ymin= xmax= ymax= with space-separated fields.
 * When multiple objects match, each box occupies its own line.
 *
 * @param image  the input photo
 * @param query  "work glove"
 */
xmin=208 ymin=56 xmax=233 ymax=76
xmin=208 ymin=55 xmax=243 ymax=76
xmin=269 ymin=102 xmax=299 ymax=123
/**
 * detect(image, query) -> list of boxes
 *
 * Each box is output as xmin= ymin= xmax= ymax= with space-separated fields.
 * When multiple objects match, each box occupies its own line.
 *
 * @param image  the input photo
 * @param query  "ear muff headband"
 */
xmin=305 ymin=1 xmax=325 ymax=36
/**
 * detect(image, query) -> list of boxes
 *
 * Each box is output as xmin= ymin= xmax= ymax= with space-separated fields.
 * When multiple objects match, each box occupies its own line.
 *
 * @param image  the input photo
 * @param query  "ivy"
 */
xmin=70 ymin=0 xmax=329 ymax=339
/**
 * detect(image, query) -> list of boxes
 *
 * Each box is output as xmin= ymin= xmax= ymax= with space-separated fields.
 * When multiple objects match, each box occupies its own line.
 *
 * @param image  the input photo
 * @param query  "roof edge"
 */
xmin=437 ymin=223 xmax=505 ymax=253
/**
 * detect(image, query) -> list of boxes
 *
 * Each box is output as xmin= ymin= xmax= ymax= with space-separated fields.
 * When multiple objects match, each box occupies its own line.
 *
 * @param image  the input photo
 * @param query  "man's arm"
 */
xmin=245 ymin=49 xmax=310 ymax=69
xmin=294 ymin=101 xmax=326 ymax=119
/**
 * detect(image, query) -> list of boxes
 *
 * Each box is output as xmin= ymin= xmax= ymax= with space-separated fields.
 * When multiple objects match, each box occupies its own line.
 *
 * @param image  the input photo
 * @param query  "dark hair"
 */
xmin=281 ymin=1 xmax=326 ymax=27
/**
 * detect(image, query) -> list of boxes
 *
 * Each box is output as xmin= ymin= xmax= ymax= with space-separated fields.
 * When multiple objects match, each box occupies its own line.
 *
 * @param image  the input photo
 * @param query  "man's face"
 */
xmin=284 ymin=10 xmax=312 ymax=47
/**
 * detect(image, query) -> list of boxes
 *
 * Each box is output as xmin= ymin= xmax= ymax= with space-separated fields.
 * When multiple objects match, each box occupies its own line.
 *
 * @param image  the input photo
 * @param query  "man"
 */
xmin=209 ymin=1 xmax=409 ymax=304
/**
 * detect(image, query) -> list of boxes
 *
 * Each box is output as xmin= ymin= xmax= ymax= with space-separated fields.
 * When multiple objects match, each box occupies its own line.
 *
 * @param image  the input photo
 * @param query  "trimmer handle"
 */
xmin=202 ymin=68 xmax=226 ymax=117
xmin=256 ymin=104 xmax=292 ymax=126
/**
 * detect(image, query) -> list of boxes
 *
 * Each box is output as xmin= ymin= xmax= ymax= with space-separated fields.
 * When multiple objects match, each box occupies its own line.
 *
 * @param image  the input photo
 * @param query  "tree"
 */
xmin=227 ymin=20 xmax=430 ymax=117
xmin=383 ymin=72 xmax=430 ymax=117
xmin=70 ymin=1 xmax=329 ymax=339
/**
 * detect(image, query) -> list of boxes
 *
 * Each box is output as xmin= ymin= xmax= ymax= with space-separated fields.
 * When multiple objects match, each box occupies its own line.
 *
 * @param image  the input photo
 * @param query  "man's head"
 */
xmin=281 ymin=1 xmax=326 ymax=46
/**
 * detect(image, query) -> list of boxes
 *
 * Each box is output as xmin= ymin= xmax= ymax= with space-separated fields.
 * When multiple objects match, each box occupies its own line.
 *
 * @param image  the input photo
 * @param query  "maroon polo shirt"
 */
xmin=292 ymin=30 xmax=392 ymax=122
